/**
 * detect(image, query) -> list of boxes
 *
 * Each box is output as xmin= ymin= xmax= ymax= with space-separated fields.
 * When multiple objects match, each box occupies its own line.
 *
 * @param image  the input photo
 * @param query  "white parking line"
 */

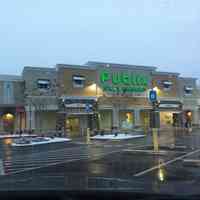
xmin=3 ymin=151 xmax=89 ymax=163
xmin=4 ymin=144 xmax=149 ymax=176
xmin=123 ymin=149 xmax=187 ymax=154
xmin=134 ymin=148 xmax=200 ymax=177
xmin=5 ymin=150 xmax=122 ymax=175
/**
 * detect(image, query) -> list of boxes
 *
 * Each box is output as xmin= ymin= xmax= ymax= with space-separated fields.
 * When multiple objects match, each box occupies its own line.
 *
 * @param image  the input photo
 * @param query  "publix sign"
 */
xmin=100 ymin=70 xmax=149 ymax=93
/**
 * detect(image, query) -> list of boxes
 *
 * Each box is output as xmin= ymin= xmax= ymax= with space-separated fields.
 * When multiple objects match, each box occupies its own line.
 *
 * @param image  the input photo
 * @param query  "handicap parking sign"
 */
xmin=149 ymin=90 xmax=157 ymax=102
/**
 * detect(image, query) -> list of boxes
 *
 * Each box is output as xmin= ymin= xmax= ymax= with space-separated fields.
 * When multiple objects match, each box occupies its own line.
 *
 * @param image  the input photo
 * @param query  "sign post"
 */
xmin=85 ymin=104 xmax=92 ymax=144
xmin=149 ymin=89 xmax=160 ymax=152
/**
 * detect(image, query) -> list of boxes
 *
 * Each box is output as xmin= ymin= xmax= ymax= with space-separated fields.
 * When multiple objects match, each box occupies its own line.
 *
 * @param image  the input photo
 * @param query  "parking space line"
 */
xmin=123 ymin=149 xmax=187 ymax=154
xmin=4 ymin=149 xmax=123 ymax=175
xmin=4 ymin=144 xmax=149 ymax=176
xmin=134 ymin=148 xmax=200 ymax=177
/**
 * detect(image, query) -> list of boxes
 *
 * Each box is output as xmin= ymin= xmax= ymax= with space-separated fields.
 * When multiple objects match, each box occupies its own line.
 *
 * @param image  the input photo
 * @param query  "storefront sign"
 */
xmin=100 ymin=70 xmax=149 ymax=93
xmin=158 ymin=101 xmax=182 ymax=110
xmin=65 ymin=103 xmax=92 ymax=108
xmin=159 ymin=104 xmax=180 ymax=108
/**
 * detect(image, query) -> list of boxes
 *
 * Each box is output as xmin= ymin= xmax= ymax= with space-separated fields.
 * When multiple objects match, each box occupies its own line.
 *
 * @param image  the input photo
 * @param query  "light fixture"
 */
xmin=126 ymin=113 xmax=131 ymax=122
xmin=187 ymin=111 xmax=192 ymax=117
xmin=89 ymin=83 xmax=97 ymax=91
xmin=4 ymin=113 xmax=14 ymax=120
xmin=153 ymin=86 xmax=159 ymax=92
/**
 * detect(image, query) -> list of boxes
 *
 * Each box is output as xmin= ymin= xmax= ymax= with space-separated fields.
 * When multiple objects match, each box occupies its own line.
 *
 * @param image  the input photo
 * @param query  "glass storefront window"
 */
xmin=140 ymin=110 xmax=149 ymax=129
xmin=160 ymin=112 xmax=173 ymax=127
xmin=119 ymin=111 xmax=134 ymax=130
xmin=99 ymin=110 xmax=112 ymax=130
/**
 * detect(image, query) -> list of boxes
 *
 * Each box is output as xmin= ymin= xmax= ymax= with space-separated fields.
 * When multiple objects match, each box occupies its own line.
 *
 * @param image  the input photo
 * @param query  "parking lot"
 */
xmin=0 ymin=129 xmax=200 ymax=195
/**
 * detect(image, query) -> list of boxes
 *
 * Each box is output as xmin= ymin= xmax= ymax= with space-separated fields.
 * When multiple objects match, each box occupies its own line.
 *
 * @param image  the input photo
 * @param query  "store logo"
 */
xmin=100 ymin=70 xmax=149 ymax=93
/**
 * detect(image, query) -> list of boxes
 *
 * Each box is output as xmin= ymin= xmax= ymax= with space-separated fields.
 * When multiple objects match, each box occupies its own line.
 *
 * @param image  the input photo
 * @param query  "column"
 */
xmin=112 ymin=106 xmax=119 ymax=128
xmin=134 ymin=109 xmax=141 ymax=127
xmin=193 ymin=108 xmax=199 ymax=126
xmin=31 ymin=110 xmax=36 ymax=130
xmin=0 ymin=116 xmax=3 ymax=131
xmin=15 ymin=112 xmax=20 ymax=130
xmin=25 ymin=106 xmax=36 ymax=130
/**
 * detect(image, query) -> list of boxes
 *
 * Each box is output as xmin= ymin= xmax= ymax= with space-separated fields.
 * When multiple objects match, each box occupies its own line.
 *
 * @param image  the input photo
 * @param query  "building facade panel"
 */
xmin=152 ymin=72 xmax=180 ymax=99
xmin=56 ymin=65 xmax=97 ymax=97
xmin=178 ymin=77 xmax=199 ymax=126
xmin=22 ymin=67 xmax=58 ymax=132
xmin=0 ymin=61 xmax=199 ymax=135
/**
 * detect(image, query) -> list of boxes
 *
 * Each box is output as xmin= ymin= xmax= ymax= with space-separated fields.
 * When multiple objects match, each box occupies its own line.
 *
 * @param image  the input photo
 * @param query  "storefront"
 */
xmin=58 ymin=96 xmax=97 ymax=137
xmin=0 ymin=106 xmax=26 ymax=132
xmin=140 ymin=109 xmax=150 ymax=130
xmin=119 ymin=110 xmax=134 ymax=130
xmin=97 ymin=67 xmax=152 ymax=131
xmin=54 ymin=62 xmax=199 ymax=136
xmin=99 ymin=110 xmax=113 ymax=130
xmin=158 ymin=101 xmax=183 ymax=128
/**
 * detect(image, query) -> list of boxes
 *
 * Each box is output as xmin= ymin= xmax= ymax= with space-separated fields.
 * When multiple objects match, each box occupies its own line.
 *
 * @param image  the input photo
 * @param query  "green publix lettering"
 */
xmin=100 ymin=70 xmax=149 ymax=93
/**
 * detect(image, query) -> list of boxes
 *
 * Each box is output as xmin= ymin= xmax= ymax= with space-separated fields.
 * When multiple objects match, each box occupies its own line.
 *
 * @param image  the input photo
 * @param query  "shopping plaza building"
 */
xmin=0 ymin=61 xmax=199 ymax=136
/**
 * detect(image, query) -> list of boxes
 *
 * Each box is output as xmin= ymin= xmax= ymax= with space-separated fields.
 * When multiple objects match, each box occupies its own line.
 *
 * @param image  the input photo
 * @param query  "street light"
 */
xmin=153 ymin=86 xmax=160 ymax=94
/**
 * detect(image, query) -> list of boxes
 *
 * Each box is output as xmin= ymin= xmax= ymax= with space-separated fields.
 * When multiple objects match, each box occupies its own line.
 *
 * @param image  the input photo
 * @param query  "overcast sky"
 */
xmin=0 ymin=0 xmax=200 ymax=79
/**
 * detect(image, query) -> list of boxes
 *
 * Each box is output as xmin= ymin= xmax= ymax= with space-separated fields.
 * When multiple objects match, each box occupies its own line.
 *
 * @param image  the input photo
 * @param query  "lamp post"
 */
xmin=149 ymin=89 xmax=160 ymax=152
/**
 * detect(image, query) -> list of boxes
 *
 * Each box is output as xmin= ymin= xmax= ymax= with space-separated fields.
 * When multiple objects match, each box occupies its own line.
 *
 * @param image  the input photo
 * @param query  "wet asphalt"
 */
xmin=0 ymin=129 xmax=200 ymax=195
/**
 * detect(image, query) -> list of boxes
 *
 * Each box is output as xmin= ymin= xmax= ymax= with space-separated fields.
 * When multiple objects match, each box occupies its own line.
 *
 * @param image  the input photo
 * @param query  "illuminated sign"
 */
xmin=100 ymin=70 xmax=149 ymax=93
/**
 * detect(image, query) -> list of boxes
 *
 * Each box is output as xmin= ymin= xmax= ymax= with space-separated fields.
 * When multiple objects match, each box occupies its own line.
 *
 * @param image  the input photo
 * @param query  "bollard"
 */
xmin=86 ymin=128 xmax=91 ymax=144
xmin=152 ymin=128 xmax=159 ymax=152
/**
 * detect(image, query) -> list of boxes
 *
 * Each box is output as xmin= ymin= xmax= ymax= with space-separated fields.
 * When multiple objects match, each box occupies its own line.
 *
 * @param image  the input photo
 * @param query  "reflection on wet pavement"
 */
xmin=0 ymin=129 xmax=200 ymax=194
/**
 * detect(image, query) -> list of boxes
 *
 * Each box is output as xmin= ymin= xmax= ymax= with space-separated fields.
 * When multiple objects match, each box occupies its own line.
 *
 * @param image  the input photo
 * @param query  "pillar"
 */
xmin=25 ymin=106 xmax=36 ymax=130
xmin=112 ymin=106 xmax=119 ymax=128
xmin=134 ymin=109 xmax=141 ymax=127
xmin=193 ymin=108 xmax=199 ymax=126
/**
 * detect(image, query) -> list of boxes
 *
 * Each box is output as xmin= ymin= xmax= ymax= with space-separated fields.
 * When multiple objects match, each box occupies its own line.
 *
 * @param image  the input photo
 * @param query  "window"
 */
xmin=184 ymin=86 xmax=193 ymax=95
xmin=37 ymin=79 xmax=50 ymax=89
xmin=119 ymin=111 xmax=134 ymax=130
xmin=73 ymin=76 xmax=85 ymax=88
xmin=163 ymin=80 xmax=173 ymax=90
xmin=3 ymin=81 xmax=14 ymax=104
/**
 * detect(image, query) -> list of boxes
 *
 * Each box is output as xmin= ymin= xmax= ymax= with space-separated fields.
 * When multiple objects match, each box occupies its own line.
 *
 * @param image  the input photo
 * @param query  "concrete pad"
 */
xmin=11 ymin=137 xmax=71 ymax=147
xmin=91 ymin=134 xmax=145 ymax=140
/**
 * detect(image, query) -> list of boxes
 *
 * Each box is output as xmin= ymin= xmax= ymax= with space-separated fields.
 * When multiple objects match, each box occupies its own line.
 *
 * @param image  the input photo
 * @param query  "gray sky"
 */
xmin=0 ymin=0 xmax=200 ymax=79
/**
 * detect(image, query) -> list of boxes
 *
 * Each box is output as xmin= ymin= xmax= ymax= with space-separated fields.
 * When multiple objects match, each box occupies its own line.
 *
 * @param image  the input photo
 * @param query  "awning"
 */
xmin=163 ymin=81 xmax=173 ymax=85
xmin=159 ymin=104 xmax=180 ymax=108
xmin=158 ymin=100 xmax=182 ymax=110
xmin=65 ymin=103 xmax=93 ymax=108
xmin=184 ymin=86 xmax=193 ymax=91
xmin=73 ymin=76 xmax=85 ymax=81
xmin=37 ymin=80 xmax=50 ymax=84
xmin=62 ymin=96 xmax=97 ymax=100
xmin=61 ymin=96 xmax=97 ymax=105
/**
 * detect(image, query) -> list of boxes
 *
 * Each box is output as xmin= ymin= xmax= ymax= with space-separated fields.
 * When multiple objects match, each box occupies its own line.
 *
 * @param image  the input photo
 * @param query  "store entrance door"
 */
xmin=66 ymin=117 xmax=80 ymax=138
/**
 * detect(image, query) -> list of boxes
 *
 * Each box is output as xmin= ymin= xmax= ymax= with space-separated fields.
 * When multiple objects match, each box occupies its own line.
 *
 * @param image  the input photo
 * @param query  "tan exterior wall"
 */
xmin=152 ymin=74 xmax=179 ymax=98
xmin=36 ymin=111 xmax=56 ymax=131
xmin=57 ymin=67 xmax=97 ymax=97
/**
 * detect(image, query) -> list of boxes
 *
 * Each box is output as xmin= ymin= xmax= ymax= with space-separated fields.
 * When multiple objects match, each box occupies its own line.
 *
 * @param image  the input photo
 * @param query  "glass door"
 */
xmin=66 ymin=117 xmax=80 ymax=137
